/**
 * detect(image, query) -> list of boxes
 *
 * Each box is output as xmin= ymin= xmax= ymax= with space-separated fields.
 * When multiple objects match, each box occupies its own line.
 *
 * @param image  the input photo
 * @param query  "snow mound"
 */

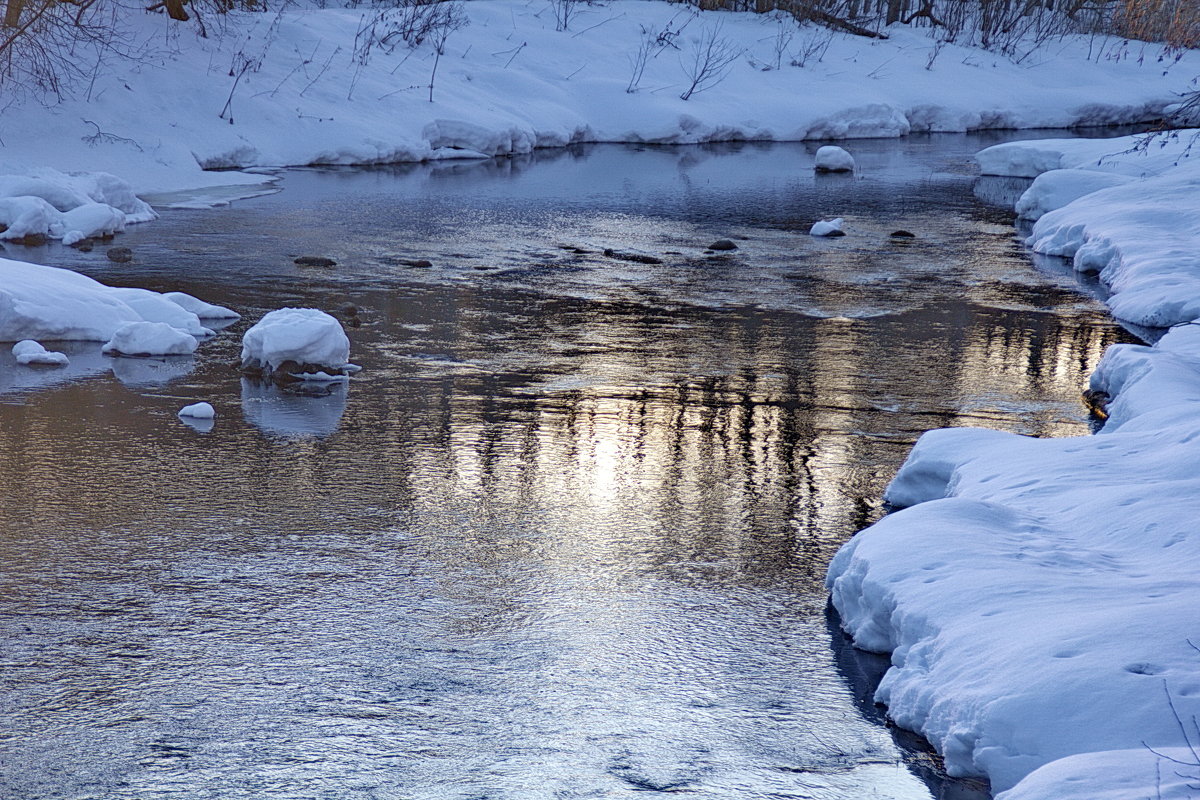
xmin=164 ymin=291 xmax=240 ymax=320
xmin=810 ymin=218 xmax=845 ymax=236
xmin=12 ymin=339 xmax=69 ymax=366
xmin=0 ymin=257 xmax=222 ymax=343
xmin=178 ymin=401 xmax=216 ymax=419
xmin=814 ymin=145 xmax=855 ymax=172
xmin=102 ymin=321 xmax=198 ymax=356
xmin=0 ymin=169 xmax=156 ymax=243
xmin=240 ymin=308 xmax=352 ymax=377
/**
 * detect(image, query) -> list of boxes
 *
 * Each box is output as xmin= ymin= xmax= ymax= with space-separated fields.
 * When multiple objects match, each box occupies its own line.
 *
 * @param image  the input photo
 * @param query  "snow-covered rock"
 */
xmin=178 ymin=401 xmax=216 ymax=419
xmin=240 ymin=308 xmax=352 ymax=377
xmin=814 ymin=145 xmax=856 ymax=172
xmin=810 ymin=218 xmax=845 ymax=237
xmin=102 ymin=321 xmax=198 ymax=356
xmin=12 ymin=339 xmax=68 ymax=366
xmin=110 ymin=288 xmax=213 ymax=337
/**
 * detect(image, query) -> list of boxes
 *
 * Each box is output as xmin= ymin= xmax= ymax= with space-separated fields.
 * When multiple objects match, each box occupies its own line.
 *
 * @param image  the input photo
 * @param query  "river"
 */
xmin=0 ymin=133 xmax=1138 ymax=799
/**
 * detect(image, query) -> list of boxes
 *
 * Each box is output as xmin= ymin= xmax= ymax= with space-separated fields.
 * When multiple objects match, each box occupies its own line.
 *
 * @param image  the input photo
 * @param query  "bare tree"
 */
xmin=680 ymin=22 xmax=741 ymax=100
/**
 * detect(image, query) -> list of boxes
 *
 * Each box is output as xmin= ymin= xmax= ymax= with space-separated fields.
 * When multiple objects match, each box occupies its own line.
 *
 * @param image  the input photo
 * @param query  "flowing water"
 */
xmin=0 ymin=134 xmax=1139 ymax=799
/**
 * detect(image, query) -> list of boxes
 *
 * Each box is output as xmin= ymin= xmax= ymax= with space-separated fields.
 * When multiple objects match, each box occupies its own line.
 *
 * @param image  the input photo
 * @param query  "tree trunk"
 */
xmin=3 ymin=0 xmax=24 ymax=28
xmin=163 ymin=0 xmax=189 ymax=20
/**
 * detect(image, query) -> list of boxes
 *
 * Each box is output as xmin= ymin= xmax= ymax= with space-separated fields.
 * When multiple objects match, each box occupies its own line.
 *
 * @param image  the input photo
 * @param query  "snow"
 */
xmin=177 ymin=401 xmax=216 ymax=419
xmin=999 ymin=749 xmax=1200 ymax=800
xmin=240 ymin=308 xmax=352 ymax=375
xmin=0 ymin=1 xmax=1194 ymax=199
xmin=12 ymin=340 xmax=68 ymax=366
xmin=164 ymin=291 xmax=240 ymax=320
xmin=814 ymin=145 xmax=856 ymax=172
xmin=0 ymin=170 xmax=156 ymax=244
xmin=0 ymin=257 xmax=209 ymax=342
xmin=810 ymin=217 xmax=845 ymax=236
xmin=102 ymin=321 xmax=199 ymax=356
xmin=826 ymin=130 xmax=1200 ymax=799
xmin=1013 ymin=169 xmax=1133 ymax=221
xmin=976 ymin=131 xmax=1200 ymax=327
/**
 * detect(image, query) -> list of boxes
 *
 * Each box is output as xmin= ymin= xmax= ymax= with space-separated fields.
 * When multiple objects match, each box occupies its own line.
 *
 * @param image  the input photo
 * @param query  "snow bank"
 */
xmin=240 ymin=308 xmax=352 ymax=376
xmin=827 ymin=132 xmax=1200 ymax=798
xmin=0 ymin=169 xmax=156 ymax=243
xmin=976 ymin=132 xmax=1200 ymax=327
xmin=102 ymin=321 xmax=199 ymax=356
xmin=0 ymin=257 xmax=214 ymax=342
xmin=998 ymin=748 xmax=1200 ymax=800
xmin=1013 ymin=169 xmax=1133 ymax=220
xmin=0 ymin=1 xmax=1196 ymax=196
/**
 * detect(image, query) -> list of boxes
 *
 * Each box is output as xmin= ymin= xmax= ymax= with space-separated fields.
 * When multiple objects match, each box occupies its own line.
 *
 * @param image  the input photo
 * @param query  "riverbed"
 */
xmin=0 ymin=134 xmax=1138 ymax=799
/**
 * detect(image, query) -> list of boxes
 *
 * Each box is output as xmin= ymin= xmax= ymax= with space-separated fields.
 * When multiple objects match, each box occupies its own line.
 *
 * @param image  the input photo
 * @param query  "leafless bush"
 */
xmin=550 ymin=0 xmax=582 ymax=32
xmin=767 ymin=12 xmax=794 ymax=68
xmin=627 ymin=32 xmax=655 ymax=92
xmin=0 ymin=0 xmax=149 ymax=101
xmin=679 ymin=21 xmax=742 ymax=100
xmin=790 ymin=23 xmax=832 ymax=66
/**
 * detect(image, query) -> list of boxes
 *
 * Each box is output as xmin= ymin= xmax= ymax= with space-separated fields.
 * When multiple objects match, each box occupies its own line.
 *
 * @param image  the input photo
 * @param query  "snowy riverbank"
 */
xmin=1 ymin=0 xmax=1198 ymax=204
xmin=828 ymin=133 xmax=1200 ymax=798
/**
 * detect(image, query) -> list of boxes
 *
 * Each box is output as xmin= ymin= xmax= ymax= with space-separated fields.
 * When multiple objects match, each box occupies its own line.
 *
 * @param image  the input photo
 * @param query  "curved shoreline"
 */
xmin=827 ymin=133 xmax=1200 ymax=798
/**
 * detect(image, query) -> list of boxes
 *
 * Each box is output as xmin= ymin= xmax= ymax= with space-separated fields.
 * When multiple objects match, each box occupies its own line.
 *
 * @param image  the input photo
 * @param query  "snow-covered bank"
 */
xmin=827 ymin=133 xmax=1200 ymax=798
xmin=1 ymin=0 xmax=1197 ymax=197
xmin=978 ymin=132 xmax=1200 ymax=327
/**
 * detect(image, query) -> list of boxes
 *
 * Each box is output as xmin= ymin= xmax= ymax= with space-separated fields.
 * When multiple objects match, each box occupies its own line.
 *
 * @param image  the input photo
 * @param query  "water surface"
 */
xmin=0 ymin=135 xmax=1137 ymax=799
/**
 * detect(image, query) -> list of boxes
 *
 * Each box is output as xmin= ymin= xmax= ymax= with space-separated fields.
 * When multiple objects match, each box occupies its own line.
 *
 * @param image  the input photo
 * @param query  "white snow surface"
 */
xmin=102 ymin=321 xmax=199 ymax=356
xmin=177 ymin=401 xmax=216 ymax=419
xmin=0 ymin=257 xmax=213 ymax=342
xmin=998 ymin=748 xmax=1200 ymax=800
xmin=828 ymin=232 xmax=1200 ymax=794
xmin=241 ymin=308 xmax=351 ymax=374
xmin=0 ymin=1 xmax=1196 ymax=197
xmin=12 ymin=340 xmax=69 ymax=366
xmin=164 ymin=291 xmax=240 ymax=320
xmin=814 ymin=145 xmax=855 ymax=172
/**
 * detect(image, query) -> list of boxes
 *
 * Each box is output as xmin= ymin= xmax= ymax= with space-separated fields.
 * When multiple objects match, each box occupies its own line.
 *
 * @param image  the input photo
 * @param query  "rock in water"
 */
xmin=241 ymin=307 xmax=353 ymax=380
xmin=294 ymin=255 xmax=337 ymax=267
